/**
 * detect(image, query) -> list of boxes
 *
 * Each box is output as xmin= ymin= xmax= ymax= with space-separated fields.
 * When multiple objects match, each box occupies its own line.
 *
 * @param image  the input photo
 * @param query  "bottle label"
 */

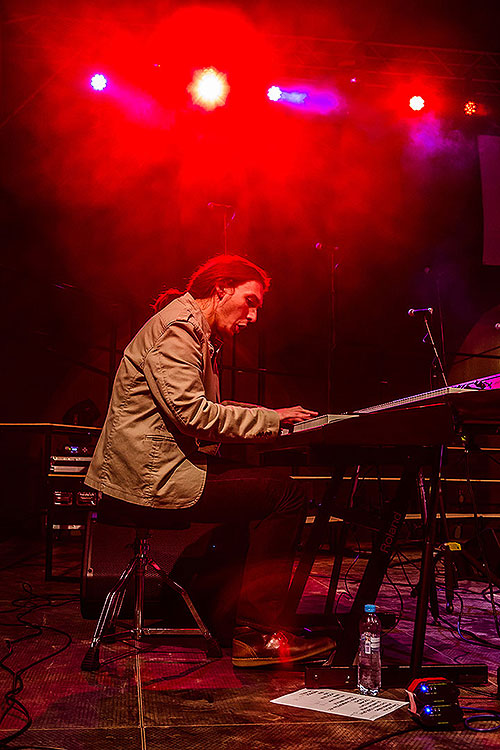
xmin=363 ymin=636 xmax=380 ymax=655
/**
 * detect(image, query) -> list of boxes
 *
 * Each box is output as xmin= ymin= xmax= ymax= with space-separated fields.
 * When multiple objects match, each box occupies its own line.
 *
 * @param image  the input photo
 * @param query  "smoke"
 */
xmin=1 ymin=0 xmax=483 ymax=303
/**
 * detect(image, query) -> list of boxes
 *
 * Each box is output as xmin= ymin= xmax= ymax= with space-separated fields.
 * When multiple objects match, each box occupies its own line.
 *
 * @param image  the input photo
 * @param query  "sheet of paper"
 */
xmin=271 ymin=688 xmax=407 ymax=721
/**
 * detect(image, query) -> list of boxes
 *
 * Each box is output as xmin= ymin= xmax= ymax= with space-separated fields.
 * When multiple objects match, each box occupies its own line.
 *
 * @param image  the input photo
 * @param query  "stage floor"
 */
xmin=0 ymin=534 xmax=499 ymax=749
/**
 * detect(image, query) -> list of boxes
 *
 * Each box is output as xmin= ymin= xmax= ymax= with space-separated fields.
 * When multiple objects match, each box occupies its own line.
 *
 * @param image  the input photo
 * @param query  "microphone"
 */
xmin=408 ymin=307 xmax=433 ymax=317
xmin=315 ymin=242 xmax=339 ymax=252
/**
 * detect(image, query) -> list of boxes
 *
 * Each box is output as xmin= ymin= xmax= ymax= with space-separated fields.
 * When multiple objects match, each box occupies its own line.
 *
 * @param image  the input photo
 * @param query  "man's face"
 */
xmin=213 ymin=280 xmax=265 ymax=341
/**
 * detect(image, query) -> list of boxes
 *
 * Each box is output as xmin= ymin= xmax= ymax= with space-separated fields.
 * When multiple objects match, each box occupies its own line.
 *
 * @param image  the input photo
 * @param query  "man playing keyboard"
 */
xmin=86 ymin=253 xmax=334 ymax=667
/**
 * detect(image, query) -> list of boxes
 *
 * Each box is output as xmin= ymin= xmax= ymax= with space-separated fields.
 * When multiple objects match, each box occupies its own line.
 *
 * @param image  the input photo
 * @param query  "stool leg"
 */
xmin=148 ymin=558 xmax=222 ymax=658
xmin=108 ymin=584 xmax=128 ymax=629
xmin=81 ymin=555 xmax=139 ymax=672
xmin=134 ymin=540 xmax=147 ymax=639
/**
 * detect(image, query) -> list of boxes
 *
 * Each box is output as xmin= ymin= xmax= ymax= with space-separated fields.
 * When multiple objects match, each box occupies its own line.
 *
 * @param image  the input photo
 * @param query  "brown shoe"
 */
xmin=232 ymin=627 xmax=335 ymax=668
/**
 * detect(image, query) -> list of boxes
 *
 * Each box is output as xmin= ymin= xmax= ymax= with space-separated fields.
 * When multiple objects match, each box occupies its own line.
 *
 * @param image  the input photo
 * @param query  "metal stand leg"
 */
xmin=410 ymin=448 xmax=443 ymax=675
xmin=148 ymin=559 xmax=222 ymax=657
xmin=444 ymin=543 xmax=458 ymax=613
xmin=81 ymin=555 xmax=139 ymax=671
xmin=282 ymin=465 xmax=347 ymax=627
xmin=416 ymin=469 xmax=440 ymax=623
xmin=134 ymin=534 xmax=147 ymax=639
xmin=330 ymin=457 xmax=418 ymax=666
xmin=324 ymin=465 xmax=361 ymax=615
xmin=82 ymin=527 xmax=222 ymax=671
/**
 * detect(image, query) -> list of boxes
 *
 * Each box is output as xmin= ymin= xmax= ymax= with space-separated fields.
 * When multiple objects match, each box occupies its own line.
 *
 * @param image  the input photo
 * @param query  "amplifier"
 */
xmin=50 ymin=456 xmax=92 ymax=474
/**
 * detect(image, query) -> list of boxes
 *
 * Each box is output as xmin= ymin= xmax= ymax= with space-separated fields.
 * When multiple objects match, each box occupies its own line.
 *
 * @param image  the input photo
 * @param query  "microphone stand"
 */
xmin=420 ymin=312 xmax=449 ymax=388
xmin=316 ymin=243 xmax=339 ymax=413
xmin=223 ymin=207 xmax=233 ymax=256
xmin=328 ymin=250 xmax=336 ymax=412
xmin=207 ymin=202 xmax=235 ymax=255
xmin=207 ymin=202 xmax=237 ymax=395
xmin=410 ymin=308 xmax=486 ymax=676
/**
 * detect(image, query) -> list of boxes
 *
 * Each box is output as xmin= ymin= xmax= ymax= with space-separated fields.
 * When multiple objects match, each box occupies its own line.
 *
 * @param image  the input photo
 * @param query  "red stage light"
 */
xmin=188 ymin=67 xmax=230 ymax=110
xmin=409 ymin=95 xmax=425 ymax=111
xmin=464 ymin=100 xmax=478 ymax=116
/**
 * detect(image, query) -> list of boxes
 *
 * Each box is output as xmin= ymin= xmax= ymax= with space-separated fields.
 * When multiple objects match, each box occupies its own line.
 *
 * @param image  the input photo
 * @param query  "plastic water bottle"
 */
xmin=357 ymin=604 xmax=381 ymax=696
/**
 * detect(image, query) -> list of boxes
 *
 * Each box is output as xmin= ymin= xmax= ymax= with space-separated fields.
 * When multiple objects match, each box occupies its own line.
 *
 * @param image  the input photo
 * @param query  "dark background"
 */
xmin=2 ymin=0 xmax=500 ymax=425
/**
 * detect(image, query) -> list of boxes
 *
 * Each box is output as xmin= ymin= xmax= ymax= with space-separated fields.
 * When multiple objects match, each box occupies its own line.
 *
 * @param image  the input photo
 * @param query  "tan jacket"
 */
xmin=85 ymin=293 xmax=280 ymax=508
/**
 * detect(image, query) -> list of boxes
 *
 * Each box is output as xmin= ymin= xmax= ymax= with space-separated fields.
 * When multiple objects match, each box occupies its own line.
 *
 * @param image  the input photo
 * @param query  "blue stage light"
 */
xmin=268 ymin=85 xmax=307 ymax=105
xmin=267 ymin=86 xmax=282 ymax=102
xmin=267 ymin=83 xmax=341 ymax=114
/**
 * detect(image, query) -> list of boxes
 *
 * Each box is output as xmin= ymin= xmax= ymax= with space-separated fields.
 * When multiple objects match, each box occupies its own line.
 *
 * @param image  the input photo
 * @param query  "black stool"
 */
xmin=81 ymin=497 xmax=222 ymax=672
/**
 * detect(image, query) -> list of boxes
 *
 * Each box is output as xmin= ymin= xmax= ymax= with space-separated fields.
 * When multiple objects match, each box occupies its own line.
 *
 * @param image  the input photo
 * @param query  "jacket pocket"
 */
xmin=143 ymin=433 xmax=203 ymax=503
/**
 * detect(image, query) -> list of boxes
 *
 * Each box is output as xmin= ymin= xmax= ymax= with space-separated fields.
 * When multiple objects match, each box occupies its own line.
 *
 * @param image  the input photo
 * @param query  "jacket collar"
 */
xmin=180 ymin=292 xmax=215 ymax=343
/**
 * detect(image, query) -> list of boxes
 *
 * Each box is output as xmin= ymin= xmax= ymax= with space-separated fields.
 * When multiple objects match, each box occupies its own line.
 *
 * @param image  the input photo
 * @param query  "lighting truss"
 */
xmin=270 ymin=35 xmax=500 ymax=98
xmin=3 ymin=12 xmax=500 ymax=103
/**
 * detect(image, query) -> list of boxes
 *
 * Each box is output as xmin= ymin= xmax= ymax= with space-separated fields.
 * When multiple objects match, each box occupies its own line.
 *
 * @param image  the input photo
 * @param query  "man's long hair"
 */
xmin=153 ymin=254 xmax=270 ymax=313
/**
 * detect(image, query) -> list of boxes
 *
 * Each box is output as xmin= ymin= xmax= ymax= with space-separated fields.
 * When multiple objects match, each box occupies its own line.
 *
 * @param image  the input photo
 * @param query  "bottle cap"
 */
xmin=364 ymin=604 xmax=376 ymax=613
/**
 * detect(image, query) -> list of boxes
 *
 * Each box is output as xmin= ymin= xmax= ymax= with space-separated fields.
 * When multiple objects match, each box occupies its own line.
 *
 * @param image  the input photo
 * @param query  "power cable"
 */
xmin=0 ymin=583 xmax=75 ymax=748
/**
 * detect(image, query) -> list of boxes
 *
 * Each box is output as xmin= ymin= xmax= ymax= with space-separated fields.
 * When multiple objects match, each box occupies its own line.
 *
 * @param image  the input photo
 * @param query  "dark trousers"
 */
xmin=99 ymin=459 xmax=306 ymax=634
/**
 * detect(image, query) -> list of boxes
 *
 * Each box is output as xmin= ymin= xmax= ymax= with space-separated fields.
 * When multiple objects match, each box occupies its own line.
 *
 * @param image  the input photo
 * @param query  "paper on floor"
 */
xmin=271 ymin=688 xmax=407 ymax=721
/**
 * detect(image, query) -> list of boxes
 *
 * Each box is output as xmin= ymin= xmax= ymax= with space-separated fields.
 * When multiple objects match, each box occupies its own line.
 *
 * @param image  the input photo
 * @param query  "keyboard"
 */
xmin=283 ymin=373 xmax=500 ymax=434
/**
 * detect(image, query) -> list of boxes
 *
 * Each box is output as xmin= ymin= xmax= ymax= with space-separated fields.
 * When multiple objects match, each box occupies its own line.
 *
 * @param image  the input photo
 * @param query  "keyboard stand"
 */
xmin=301 ymin=444 xmax=488 ymax=687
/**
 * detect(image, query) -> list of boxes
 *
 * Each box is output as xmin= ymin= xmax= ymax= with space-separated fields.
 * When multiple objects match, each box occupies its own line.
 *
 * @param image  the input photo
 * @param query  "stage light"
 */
xmin=267 ymin=86 xmax=282 ymax=102
xmin=267 ymin=83 xmax=341 ymax=114
xmin=283 ymin=91 xmax=307 ymax=104
xmin=268 ymin=86 xmax=307 ymax=105
xmin=188 ymin=67 xmax=229 ymax=111
xmin=464 ymin=100 xmax=478 ymax=116
xmin=463 ymin=99 xmax=487 ymax=117
xmin=90 ymin=73 xmax=107 ymax=91
xmin=409 ymin=95 xmax=425 ymax=111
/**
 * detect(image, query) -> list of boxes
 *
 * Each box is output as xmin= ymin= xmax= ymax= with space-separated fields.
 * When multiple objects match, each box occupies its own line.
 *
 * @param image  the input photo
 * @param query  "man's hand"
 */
xmin=275 ymin=406 xmax=319 ymax=425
